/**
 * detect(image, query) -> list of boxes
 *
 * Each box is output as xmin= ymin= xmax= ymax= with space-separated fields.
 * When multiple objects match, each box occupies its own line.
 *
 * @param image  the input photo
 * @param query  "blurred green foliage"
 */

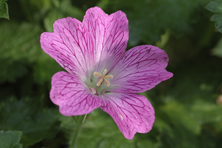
xmin=103 ymin=0 xmax=206 ymax=46
xmin=0 ymin=0 xmax=222 ymax=147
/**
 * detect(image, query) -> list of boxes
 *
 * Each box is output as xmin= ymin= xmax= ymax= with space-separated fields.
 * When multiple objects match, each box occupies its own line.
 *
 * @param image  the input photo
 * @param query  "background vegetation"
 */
xmin=1 ymin=0 xmax=222 ymax=147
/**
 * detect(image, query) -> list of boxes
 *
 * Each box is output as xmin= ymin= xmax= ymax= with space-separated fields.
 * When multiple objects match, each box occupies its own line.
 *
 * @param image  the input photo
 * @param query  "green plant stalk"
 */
xmin=69 ymin=115 xmax=86 ymax=148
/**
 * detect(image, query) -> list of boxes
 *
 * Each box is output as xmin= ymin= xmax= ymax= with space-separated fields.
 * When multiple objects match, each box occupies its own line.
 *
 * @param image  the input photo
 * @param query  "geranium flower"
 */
xmin=40 ymin=7 xmax=173 ymax=139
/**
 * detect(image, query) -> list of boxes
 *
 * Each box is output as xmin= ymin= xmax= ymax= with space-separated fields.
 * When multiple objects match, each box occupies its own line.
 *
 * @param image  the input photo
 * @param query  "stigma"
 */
xmin=93 ymin=69 xmax=113 ymax=86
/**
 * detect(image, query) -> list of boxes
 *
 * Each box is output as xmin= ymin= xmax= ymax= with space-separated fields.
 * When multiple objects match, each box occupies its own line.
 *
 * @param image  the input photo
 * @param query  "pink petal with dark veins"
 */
xmin=100 ymin=93 xmax=155 ymax=139
xmin=83 ymin=7 xmax=129 ymax=72
xmin=110 ymin=45 xmax=173 ymax=93
xmin=50 ymin=71 xmax=101 ymax=116
xmin=40 ymin=17 xmax=94 ymax=80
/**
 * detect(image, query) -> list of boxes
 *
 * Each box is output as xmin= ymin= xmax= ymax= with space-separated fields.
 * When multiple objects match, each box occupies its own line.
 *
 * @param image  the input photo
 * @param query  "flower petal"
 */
xmin=82 ymin=7 xmax=129 ymax=72
xmin=40 ymin=17 xmax=94 ymax=79
xmin=110 ymin=45 xmax=173 ymax=93
xmin=50 ymin=71 xmax=101 ymax=116
xmin=100 ymin=93 xmax=155 ymax=139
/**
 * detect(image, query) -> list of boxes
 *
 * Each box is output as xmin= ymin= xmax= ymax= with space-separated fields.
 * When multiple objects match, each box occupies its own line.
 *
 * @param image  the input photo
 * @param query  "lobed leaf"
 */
xmin=210 ymin=14 xmax=222 ymax=32
xmin=206 ymin=0 xmax=222 ymax=13
xmin=0 ymin=0 xmax=9 ymax=19
xmin=206 ymin=0 xmax=222 ymax=32
xmin=0 ymin=98 xmax=60 ymax=147
xmin=0 ymin=131 xmax=22 ymax=148
xmin=0 ymin=22 xmax=43 ymax=83
xmin=0 ymin=22 xmax=43 ymax=62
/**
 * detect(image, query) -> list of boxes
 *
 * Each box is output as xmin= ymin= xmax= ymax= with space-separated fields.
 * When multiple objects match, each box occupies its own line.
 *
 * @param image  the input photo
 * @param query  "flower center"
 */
xmin=86 ymin=69 xmax=113 ymax=96
xmin=93 ymin=69 xmax=113 ymax=86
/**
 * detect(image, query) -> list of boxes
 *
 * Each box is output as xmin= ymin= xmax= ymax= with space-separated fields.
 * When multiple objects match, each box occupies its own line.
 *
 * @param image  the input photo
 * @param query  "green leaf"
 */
xmin=0 ymin=131 xmax=22 ymax=148
xmin=0 ymin=22 xmax=43 ymax=62
xmin=210 ymin=14 xmax=222 ymax=32
xmin=0 ymin=21 xmax=43 ymax=83
xmin=0 ymin=0 xmax=9 ymax=19
xmin=0 ymin=98 xmax=60 ymax=147
xmin=206 ymin=0 xmax=222 ymax=32
xmin=206 ymin=0 xmax=222 ymax=13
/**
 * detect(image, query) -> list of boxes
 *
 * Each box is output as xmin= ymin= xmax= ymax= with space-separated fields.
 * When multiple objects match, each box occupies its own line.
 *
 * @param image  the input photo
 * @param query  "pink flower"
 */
xmin=40 ymin=7 xmax=173 ymax=139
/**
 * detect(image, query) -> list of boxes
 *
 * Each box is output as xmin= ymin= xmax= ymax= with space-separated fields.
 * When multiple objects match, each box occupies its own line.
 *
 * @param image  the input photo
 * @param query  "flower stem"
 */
xmin=69 ymin=115 xmax=87 ymax=148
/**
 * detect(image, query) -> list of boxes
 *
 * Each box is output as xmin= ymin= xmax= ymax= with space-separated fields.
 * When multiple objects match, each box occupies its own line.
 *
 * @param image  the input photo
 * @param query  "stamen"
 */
xmin=96 ymin=77 xmax=104 ymax=86
xmin=103 ymin=69 xmax=107 ymax=75
xmin=104 ymin=78 xmax=110 ymax=86
xmin=93 ymin=69 xmax=113 ymax=86
xmin=93 ymin=72 xmax=102 ymax=77
xmin=105 ymin=75 xmax=113 ymax=79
